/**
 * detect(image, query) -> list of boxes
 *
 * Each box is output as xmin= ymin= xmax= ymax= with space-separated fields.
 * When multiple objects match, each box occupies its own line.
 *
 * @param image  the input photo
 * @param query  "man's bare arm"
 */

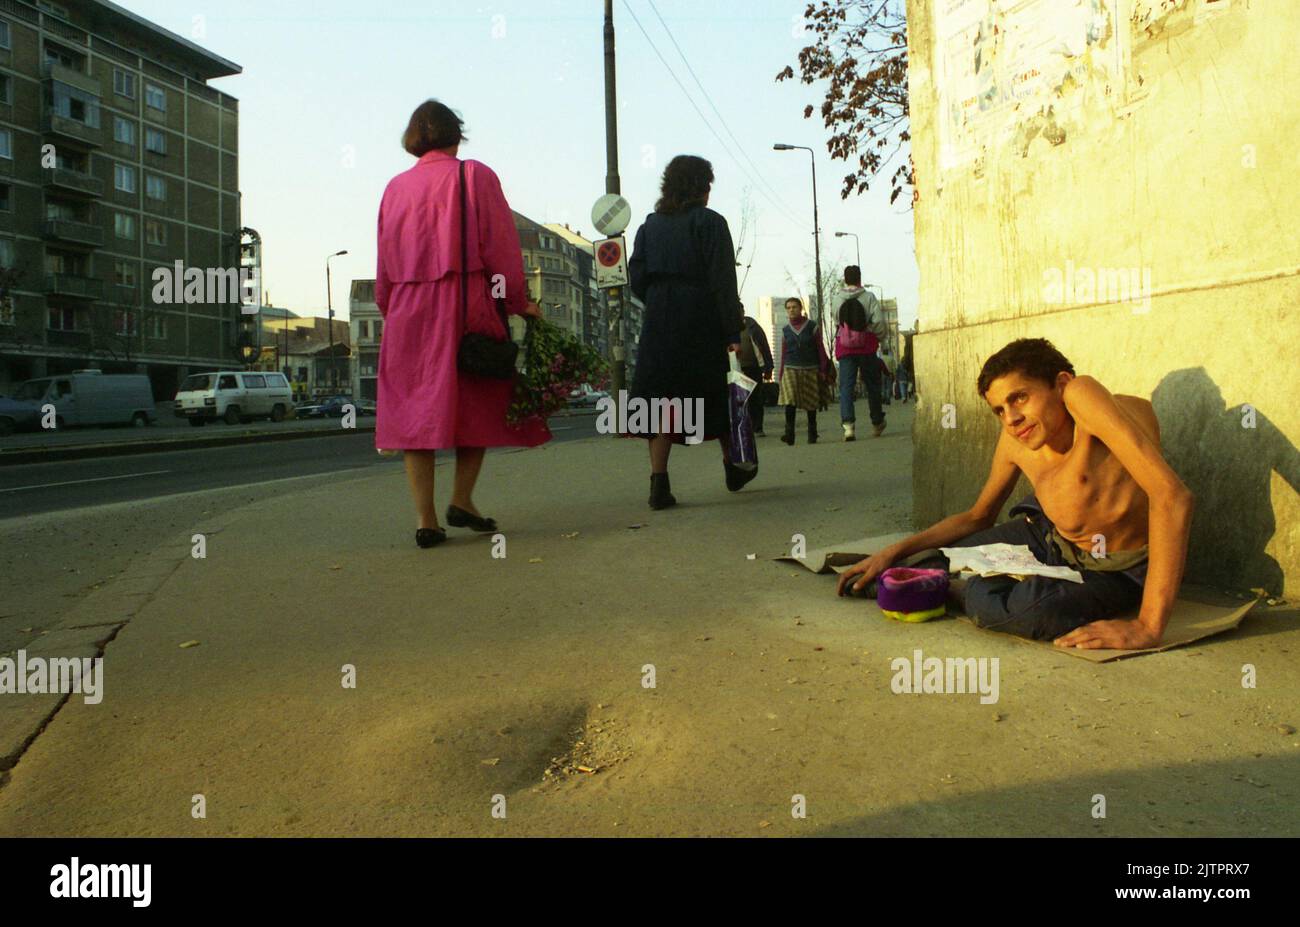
xmin=837 ymin=430 xmax=1022 ymax=595
xmin=1057 ymin=376 xmax=1194 ymax=644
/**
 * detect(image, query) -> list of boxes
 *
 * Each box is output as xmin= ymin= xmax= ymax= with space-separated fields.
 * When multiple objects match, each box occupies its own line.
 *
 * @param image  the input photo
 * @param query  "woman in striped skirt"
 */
xmin=777 ymin=297 xmax=833 ymax=444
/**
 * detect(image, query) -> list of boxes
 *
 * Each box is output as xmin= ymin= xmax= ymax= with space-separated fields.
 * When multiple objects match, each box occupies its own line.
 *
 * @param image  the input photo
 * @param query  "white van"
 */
xmin=11 ymin=372 xmax=156 ymax=428
xmin=174 ymin=371 xmax=294 ymax=426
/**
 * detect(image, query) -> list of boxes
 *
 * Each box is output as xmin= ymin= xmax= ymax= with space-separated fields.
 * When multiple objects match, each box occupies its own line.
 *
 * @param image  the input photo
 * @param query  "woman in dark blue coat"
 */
xmin=627 ymin=155 xmax=749 ymax=509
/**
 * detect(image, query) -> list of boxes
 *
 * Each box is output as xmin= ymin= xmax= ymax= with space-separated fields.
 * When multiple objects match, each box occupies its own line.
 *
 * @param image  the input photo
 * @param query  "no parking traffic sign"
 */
xmin=595 ymin=236 xmax=628 ymax=289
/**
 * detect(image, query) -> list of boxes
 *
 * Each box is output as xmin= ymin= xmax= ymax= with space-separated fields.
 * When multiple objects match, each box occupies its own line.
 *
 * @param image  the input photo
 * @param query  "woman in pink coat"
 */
xmin=376 ymin=101 xmax=549 ymax=548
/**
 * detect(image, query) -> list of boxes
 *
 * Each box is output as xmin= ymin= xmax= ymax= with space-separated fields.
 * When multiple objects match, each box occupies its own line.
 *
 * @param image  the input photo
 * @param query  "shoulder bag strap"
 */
xmin=459 ymin=159 xmax=468 ymax=333
xmin=459 ymin=159 xmax=510 ymax=335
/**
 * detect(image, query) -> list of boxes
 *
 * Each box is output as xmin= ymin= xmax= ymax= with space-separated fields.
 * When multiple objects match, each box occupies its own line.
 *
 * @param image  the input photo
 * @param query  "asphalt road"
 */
xmin=0 ymin=414 xmax=603 ymax=520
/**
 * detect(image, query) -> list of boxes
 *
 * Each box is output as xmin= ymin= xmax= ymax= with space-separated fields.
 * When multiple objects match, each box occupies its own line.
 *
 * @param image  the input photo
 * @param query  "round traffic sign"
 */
xmin=597 ymin=239 xmax=623 ymax=267
xmin=591 ymin=194 xmax=632 ymax=237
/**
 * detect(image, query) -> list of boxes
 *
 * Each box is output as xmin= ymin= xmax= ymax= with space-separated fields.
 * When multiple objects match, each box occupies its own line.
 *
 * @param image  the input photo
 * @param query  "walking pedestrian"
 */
xmin=777 ymin=297 xmax=831 ymax=444
xmin=738 ymin=312 xmax=774 ymax=436
xmin=833 ymin=287 xmax=876 ymax=441
xmin=626 ymin=154 xmax=751 ymax=509
xmin=831 ymin=266 xmax=887 ymax=436
xmin=374 ymin=100 xmax=549 ymax=549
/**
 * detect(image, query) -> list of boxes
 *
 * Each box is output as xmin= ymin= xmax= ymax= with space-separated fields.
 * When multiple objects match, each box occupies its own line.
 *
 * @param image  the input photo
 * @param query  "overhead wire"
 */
xmin=618 ymin=0 xmax=807 ymax=229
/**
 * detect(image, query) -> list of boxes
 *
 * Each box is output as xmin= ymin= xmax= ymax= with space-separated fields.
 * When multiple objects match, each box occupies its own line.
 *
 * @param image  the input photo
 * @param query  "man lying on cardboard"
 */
xmin=836 ymin=338 xmax=1195 ymax=651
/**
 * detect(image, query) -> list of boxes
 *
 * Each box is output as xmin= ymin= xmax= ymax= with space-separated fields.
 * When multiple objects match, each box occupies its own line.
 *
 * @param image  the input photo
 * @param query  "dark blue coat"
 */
xmin=628 ymin=205 xmax=743 ymax=439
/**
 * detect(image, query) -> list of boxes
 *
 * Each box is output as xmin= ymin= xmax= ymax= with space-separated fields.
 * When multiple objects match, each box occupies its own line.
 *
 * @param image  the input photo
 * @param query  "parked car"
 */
xmin=0 ymin=395 xmax=41 ymax=437
xmin=296 ymin=396 xmax=370 ymax=419
xmin=174 ymin=371 xmax=293 ymax=425
xmin=567 ymin=385 xmax=610 ymax=409
xmin=10 ymin=372 xmax=156 ymax=429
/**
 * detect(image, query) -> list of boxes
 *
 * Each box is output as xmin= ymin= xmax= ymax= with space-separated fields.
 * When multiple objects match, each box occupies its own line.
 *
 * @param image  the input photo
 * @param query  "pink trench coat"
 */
xmin=374 ymin=151 xmax=550 ymax=451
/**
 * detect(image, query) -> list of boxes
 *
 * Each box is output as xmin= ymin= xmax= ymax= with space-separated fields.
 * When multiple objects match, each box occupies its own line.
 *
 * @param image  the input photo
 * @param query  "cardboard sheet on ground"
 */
xmin=775 ymin=534 xmax=1258 ymax=662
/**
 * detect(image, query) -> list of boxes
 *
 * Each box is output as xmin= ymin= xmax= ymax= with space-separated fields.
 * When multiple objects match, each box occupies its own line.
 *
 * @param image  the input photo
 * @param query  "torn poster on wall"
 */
xmin=935 ymin=0 xmax=1125 ymax=170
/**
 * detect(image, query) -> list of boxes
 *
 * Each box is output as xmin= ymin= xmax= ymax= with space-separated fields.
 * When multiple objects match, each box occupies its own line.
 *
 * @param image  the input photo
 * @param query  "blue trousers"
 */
xmin=915 ymin=507 xmax=1145 ymax=641
xmin=838 ymin=355 xmax=886 ymax=426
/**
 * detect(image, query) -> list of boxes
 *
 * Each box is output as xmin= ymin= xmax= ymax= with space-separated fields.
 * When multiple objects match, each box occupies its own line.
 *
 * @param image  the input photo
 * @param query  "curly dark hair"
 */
xmin=977 ymin=338 xmax=1076 ymax=397
xmin=655 ymin=155 xmax=714 ymax=214
xmin=402 ymin=100 xmax=466 ymax=157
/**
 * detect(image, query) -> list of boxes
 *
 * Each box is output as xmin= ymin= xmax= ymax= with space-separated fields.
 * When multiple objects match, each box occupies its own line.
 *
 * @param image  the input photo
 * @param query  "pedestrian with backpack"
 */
xmin=832 ymin=266 xmax=887 ymax=438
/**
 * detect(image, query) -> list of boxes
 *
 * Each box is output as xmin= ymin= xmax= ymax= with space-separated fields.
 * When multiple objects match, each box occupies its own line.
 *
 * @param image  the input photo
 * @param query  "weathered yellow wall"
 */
xmin=907 ymin=0 xmax=1300 ymax=594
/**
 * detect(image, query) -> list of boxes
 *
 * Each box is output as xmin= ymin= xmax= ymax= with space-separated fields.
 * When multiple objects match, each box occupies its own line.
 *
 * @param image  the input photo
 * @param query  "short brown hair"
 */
xmin=402 ymin=100 xmax=466 ymax=157
xmin=977 ymin=338 xmax=1075 ymax=397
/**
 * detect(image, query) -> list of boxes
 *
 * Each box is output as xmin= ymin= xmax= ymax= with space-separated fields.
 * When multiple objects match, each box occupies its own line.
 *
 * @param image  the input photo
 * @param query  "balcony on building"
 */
xmin=46 ymin=329 xmax=93 ymax=350
xmin=42 ymin=111 xmax=103 ymax=148
xmin=41 ymin=64 xmax=104 ymax=149
xmin=42 ymin=218 xmax=105 ymax=249
xmin=45 ymin=274 xmax=105 ymax=301
xmin=42 ymin=167 xmax=104 ymax=198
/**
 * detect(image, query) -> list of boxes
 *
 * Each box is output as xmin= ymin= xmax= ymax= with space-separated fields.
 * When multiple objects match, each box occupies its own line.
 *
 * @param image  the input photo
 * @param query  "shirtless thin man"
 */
xmin=836 ymin=338 xmax=1195 ymax=650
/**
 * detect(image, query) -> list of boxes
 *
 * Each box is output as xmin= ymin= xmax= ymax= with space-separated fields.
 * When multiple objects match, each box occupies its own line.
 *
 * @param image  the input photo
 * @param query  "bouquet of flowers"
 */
xmin=507 ymin=317 xmax=611 ymax=428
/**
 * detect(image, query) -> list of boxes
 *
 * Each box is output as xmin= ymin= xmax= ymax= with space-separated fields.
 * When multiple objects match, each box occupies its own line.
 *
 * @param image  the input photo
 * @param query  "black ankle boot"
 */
xmin=780 ymin=428 xmax=795 ymax=445
xmin=649 ymin=472 xmax=677 ymax=510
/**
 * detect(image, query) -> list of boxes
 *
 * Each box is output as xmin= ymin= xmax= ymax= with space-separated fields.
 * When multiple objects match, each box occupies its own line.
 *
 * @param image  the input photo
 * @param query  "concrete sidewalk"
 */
xmin=1 ymin=400 xmax=1296 ymax=837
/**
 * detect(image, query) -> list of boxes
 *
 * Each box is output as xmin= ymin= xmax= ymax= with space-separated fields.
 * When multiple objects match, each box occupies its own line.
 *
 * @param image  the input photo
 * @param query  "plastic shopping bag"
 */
xmin=727 ymin=353 xmax=758 ymax=471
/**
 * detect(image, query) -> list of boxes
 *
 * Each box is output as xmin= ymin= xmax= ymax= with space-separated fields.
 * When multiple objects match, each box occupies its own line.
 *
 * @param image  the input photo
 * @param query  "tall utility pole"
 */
xmin=604 ymin=0 xmax=626 ymax=405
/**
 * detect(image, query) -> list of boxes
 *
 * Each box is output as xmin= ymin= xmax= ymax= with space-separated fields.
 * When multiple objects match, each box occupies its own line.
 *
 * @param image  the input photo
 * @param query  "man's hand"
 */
xmin=836 ymin=549 xmax=897 ymax=597
xmin=1054 ymin=619 xmax=1162 ymax=651
xmin=522 ymin=301 xmax=543 ymax=320
xmin=726 ymin=343 xmax=740 ymax=353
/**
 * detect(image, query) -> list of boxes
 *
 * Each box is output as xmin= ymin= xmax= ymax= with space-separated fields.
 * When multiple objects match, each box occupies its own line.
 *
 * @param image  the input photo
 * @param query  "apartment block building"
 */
xmin=349 ymin=278 xmax=380 ymax=402
xmin=0 ymin=0 xmax=241 ymax=398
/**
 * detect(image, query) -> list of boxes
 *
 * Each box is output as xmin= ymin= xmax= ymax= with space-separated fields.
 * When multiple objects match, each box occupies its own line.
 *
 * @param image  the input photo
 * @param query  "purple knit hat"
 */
xmin=876 ymin=567 xmax=949 ymax=613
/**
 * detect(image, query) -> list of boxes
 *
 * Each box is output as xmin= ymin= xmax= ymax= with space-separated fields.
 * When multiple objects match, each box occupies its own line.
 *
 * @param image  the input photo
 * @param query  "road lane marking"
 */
xmin=0 ymin=470 xmax=172 ymax=494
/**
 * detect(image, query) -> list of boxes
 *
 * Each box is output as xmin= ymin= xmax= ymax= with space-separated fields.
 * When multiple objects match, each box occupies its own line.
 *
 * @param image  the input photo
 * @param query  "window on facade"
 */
xmin=44 ymin=42 xmax=83 ymax=71
xmin=114 ymin=308 xmax=138 ymax=336
xmin=50 ymin=81 xmax=100 ymax=126
xmin=45 ymin=198 xmax=83 ymax=221
xmin=114 ymin=116 xmax=135 ymax=147
xmin=114 ymin=163 xmax=136 ymax=193
xmin=145 ymin=128 xmax=166 ymax=154
xmin=145 ymin=174 xmax=166 ymax=200
xmin=115 ymin=260 xmax=135 ymax=286
xmin=114 ymin=213 xmax=135 ymax=240
xmin=0 ymin=74 xmax=11 ymax=105
xmin=145 ymin=219 xmax=165 ymax=245
xmin=148 ymin=314 xmax=165 ymax=339
xmin=0 ymin=184 xmax=9 ymax=211
xmin=45 ymin=250 xmax=86 ymax=276
xmin=0 ymin=128 xmax=11 ymax=160
xmin=375 ymin=319 xmax=383 ymax=339
xmin=113 ymin=69 xmax=135 ymax=99
xmin=0 ymin=238 xmax=13 ymax=268
xmin=0 ymin=21 xmax=10 ymax=51
xmin=48 ymin=305 xmax=79 ymax=331
xmin=145 ymin=83 xmax=166 ymax=111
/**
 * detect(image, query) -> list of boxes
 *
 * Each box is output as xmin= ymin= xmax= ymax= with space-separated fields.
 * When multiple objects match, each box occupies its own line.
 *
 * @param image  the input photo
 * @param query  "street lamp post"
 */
xmin=326 ymin=250 xmax=348 ymax=395
xmin=834 ymin=231 xmax=861 ymax=268
xmin=774 ymin=144 xmax=823 ymax=326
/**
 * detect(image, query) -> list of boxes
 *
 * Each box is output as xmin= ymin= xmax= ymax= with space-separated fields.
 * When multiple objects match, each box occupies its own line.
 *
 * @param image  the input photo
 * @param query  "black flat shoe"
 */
xmin=446 ymin=505 xmax=497 ymax=532
xmin=416 ymin=528 xmax=447 ymax=549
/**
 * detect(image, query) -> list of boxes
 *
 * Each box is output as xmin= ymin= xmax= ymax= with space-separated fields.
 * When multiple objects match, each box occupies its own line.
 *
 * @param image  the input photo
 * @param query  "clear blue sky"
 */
xmin=118 ymin=0 xmax=919 ymax=327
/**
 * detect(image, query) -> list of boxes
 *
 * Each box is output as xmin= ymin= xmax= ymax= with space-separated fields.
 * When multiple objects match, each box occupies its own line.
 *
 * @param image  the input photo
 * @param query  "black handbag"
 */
xmin=456 ymin=160 xmax=519 ymax=379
